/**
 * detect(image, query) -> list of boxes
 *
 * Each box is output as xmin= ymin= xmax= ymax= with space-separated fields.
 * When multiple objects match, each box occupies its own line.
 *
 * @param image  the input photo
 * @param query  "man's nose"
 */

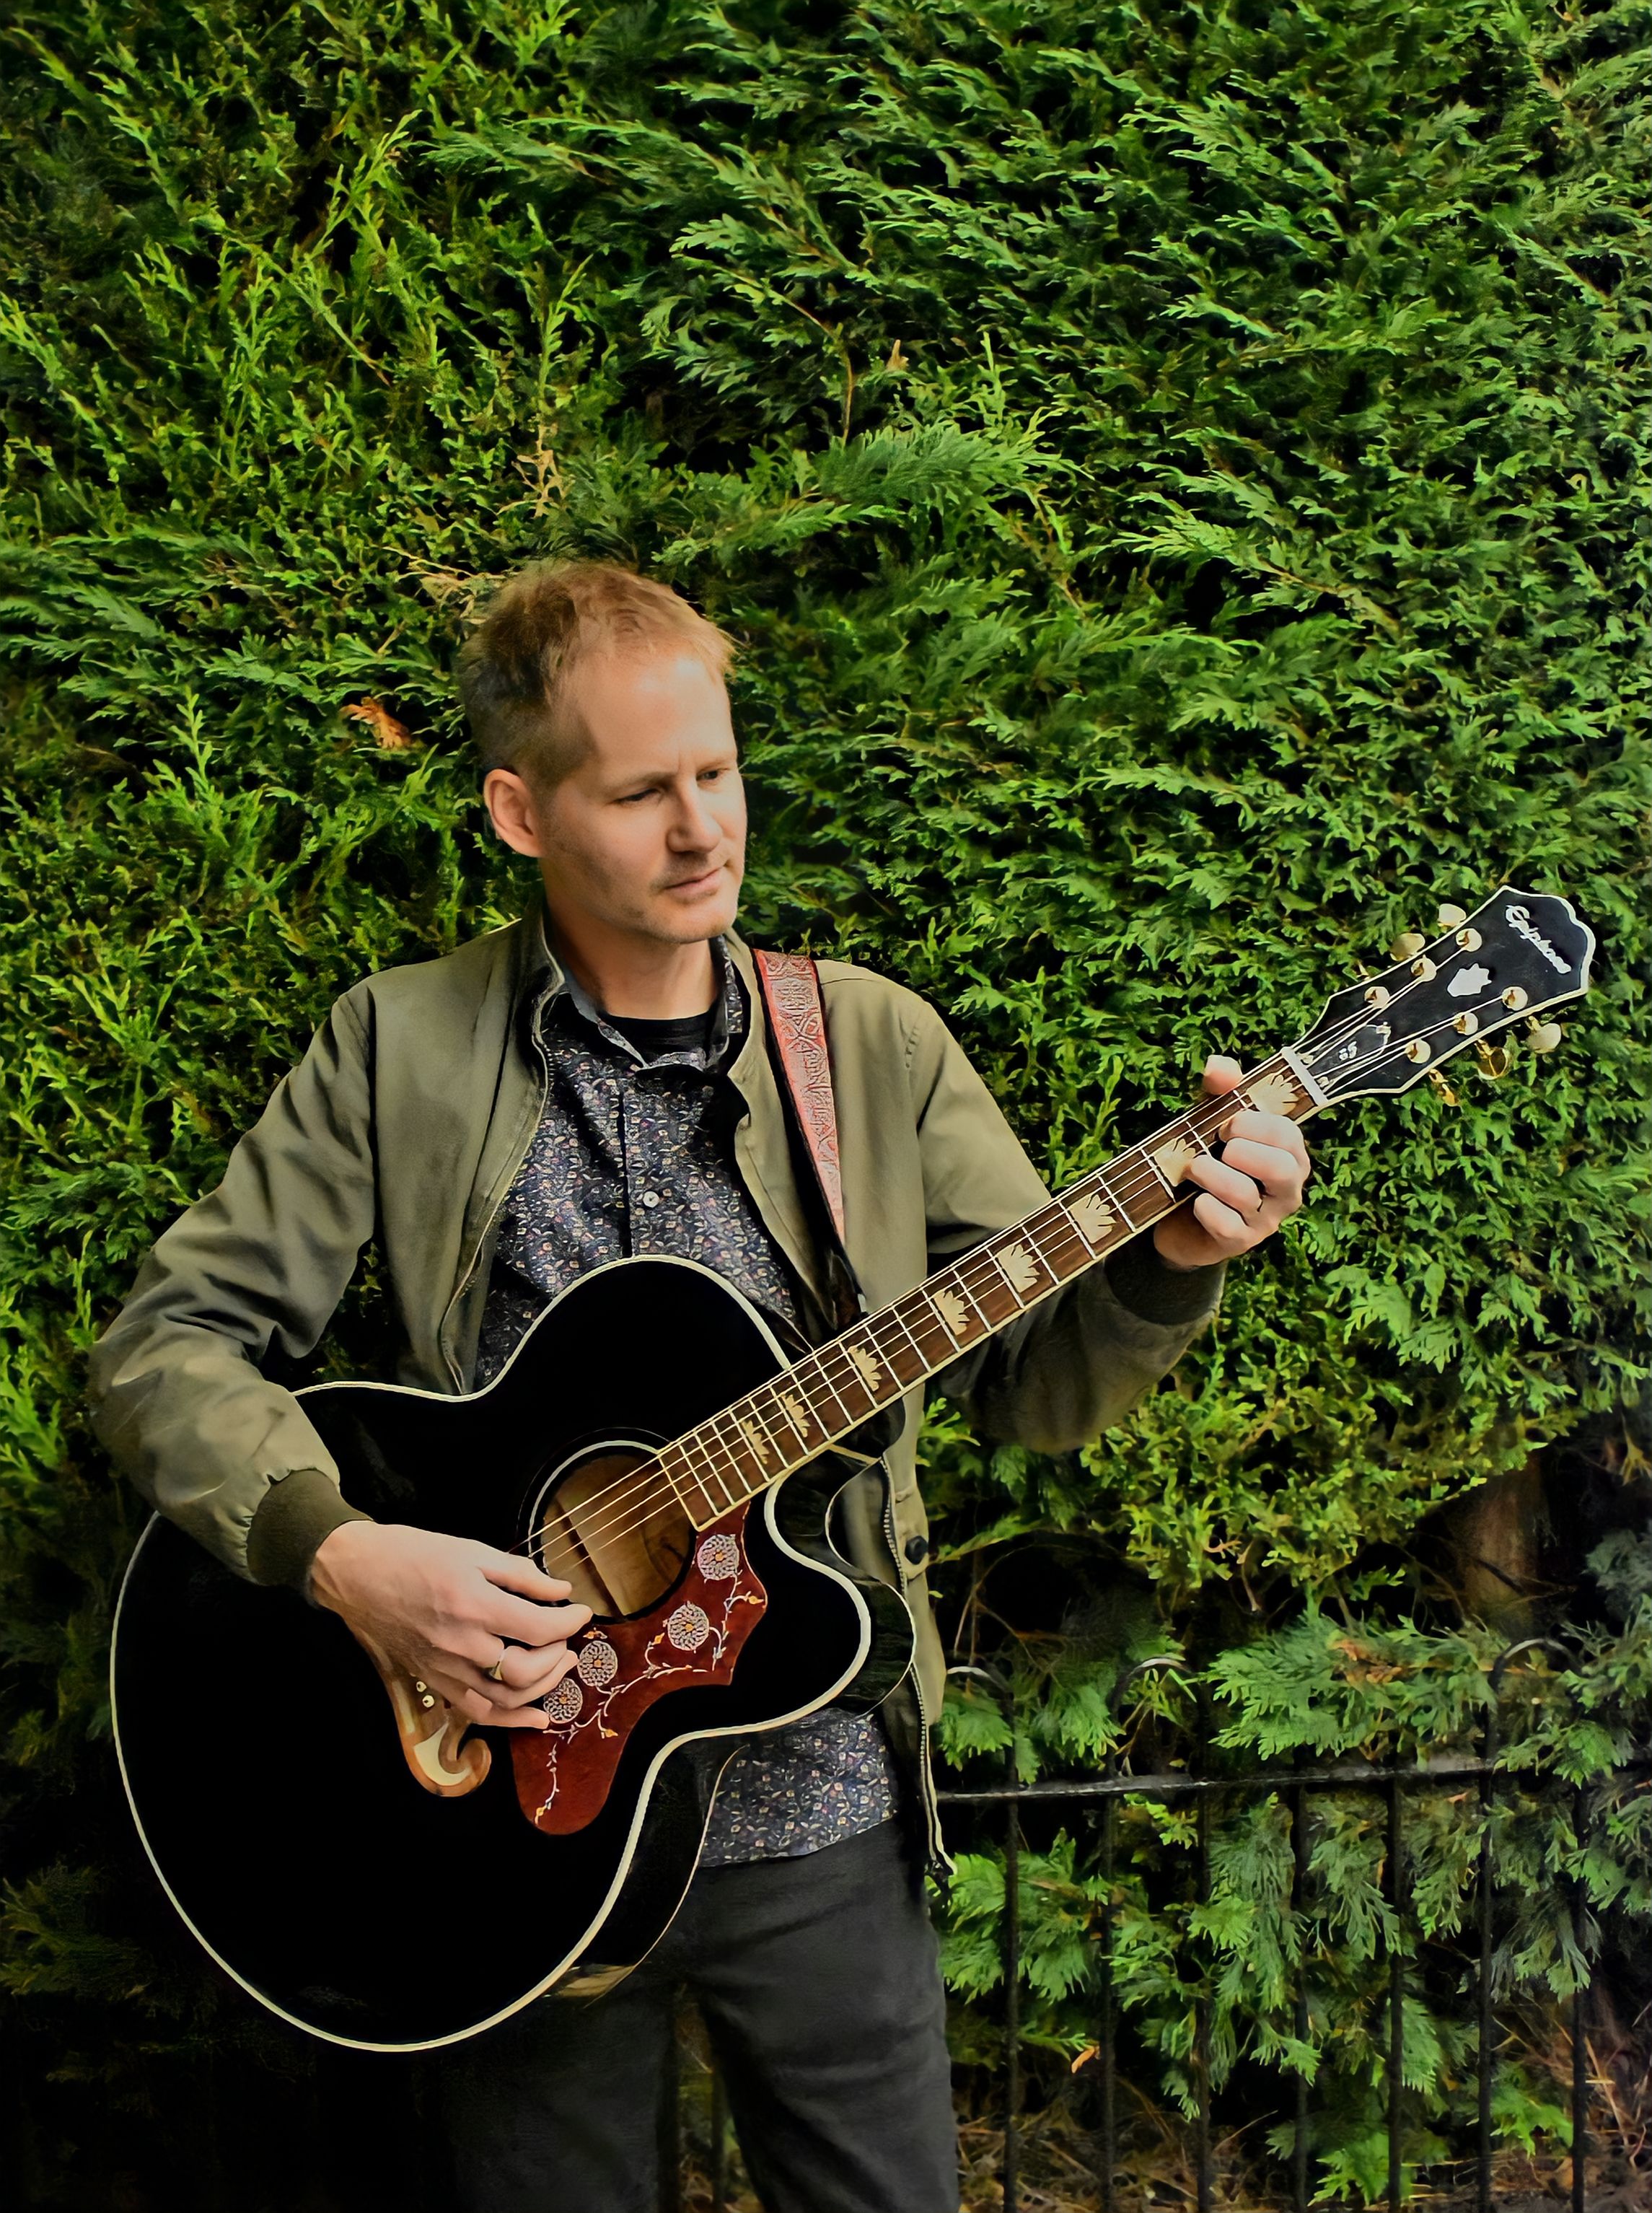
xmin=667 ymin=783 xmax=721 ymax=849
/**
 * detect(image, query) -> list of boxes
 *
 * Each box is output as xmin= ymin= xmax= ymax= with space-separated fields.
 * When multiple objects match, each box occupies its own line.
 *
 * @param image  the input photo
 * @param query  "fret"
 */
xmin=1112 ymin=1150 xmax=1166 ymax=1230
xmin=923 ymin=1279 xmax=973 ymax=1349
xmin=957 ymin=1248 xmax=1021 ymax=1328
xmin=731 ymin=1406 xmax=779 ymax=1476
xmin=894 ymin=1287 xmax=957 ymax=1367
xmin=659 ymin=1445 xmax=716 ymax=1523
xmin=711 ymin=1406 xmax=769 ymax=1495
xmin=652 ymin=1448 xmax=692 ymax=1515
xmin=680 ymin=1426 xmax=735 ymax=1512
xmin=869 ymin=1305 xmax=929 ymax=1386
xmin=942 ymin=1268 xmax=993 ymax=1338
xmin=799 ymin=1346 xmax=855 ymax=1432
xmin=1066 ymin=1175 xmax=1123 ymax=1252
xmin=659 ymin=1048 xmax=1322 ymax=1528
xmin=988 ymin=1235 xmax=1047 ymax=1302
xmin=1024 ymin=1206 xmax=1081 ymax=1281
xmin=824 ymin=1337 xmax=883 ymax=1416
xmin=704 ymin=1426 xmax=747 ymax=1509
xmin=969 ymin=1249 xmax=1029 ymax=1323
xmin=764 ymin=1379 xmax=820 ymax=1455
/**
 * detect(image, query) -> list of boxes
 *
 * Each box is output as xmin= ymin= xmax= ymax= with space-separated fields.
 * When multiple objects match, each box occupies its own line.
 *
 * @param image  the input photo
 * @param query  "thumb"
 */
xmin=1199 ymin=1053 xmax=1244 ymax=1097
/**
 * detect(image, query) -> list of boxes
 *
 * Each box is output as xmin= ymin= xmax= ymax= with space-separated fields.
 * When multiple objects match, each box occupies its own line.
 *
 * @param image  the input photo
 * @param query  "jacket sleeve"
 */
xmin=87 ymin=992 xmax=379 ymax=1585
xmin=905 ymin=998 xmax=1222 ymax=1451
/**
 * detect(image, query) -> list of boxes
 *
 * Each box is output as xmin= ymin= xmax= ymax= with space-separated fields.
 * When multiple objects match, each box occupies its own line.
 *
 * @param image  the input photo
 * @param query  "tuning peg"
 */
xmin=1526 ymin=1019 xmax=1563 ymax=1054
xmin=1426 ymin=1069 xmax=1460 ymax=1106
xmin=1436 ymin=903 xmax=1468 ymax=932
xmin=1474 ymin=1040 xmax=1512 ymax=1080
xmin=1389 ymin=931 xmax=1427 ymax=962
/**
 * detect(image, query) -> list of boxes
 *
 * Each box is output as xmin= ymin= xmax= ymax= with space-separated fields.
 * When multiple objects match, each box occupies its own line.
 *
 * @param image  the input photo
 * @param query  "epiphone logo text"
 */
xmin=1505 ymin=903 xmax=1570 ymax=976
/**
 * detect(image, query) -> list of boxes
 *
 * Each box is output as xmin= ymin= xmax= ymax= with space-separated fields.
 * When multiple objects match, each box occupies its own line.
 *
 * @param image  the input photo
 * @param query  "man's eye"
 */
xmin=618 ymin=789 xmax=654 ymax=804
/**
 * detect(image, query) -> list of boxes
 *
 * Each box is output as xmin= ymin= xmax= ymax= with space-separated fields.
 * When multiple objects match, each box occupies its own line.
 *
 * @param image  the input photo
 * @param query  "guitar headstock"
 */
xmin=1288 ymin=888 xmax=1595 ymax=1104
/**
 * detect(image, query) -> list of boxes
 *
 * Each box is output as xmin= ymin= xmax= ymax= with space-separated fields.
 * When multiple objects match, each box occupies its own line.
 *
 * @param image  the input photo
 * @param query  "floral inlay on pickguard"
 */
xmin=510 ymin=1512 xmax=767 ymax=1837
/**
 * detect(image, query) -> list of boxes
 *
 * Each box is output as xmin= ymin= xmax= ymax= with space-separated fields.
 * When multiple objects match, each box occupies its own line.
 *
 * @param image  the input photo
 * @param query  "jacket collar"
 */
xmin=505 ymin=889 xmax=830 ymax=1318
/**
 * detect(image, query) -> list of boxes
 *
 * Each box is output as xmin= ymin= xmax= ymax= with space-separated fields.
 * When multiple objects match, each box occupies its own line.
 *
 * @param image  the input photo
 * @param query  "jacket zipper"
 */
xmin=881 ymin=1455 xmax=949 ymax=1867
xmin=436 ymin=1020 xmax=551 ymax=1391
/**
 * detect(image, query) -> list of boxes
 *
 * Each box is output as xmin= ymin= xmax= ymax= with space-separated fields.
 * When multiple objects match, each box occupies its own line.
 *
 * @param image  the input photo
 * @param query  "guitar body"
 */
xmin=110 ymin=884 xmax=1597 ymax=2053
xmin=111 ymin=1258 xmax=915 ymax=2051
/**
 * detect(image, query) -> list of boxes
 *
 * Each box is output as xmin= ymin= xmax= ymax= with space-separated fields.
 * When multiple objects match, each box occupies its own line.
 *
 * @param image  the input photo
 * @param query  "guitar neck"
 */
xmin=657 ymin=1051 xmax=1324 ymax=1529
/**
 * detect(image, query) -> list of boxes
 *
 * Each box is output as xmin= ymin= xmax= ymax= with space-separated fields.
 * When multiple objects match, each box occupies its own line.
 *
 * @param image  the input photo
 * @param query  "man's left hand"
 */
xmin=1152 ymin=1055 xmax=1311 ymax=1273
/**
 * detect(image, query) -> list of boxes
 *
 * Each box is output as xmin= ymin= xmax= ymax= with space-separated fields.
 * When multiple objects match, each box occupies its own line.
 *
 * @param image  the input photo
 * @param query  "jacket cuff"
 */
xmin=1104 ymin=1238 xmax=1224 ymax=1327
xmin=246 ymin=1468 xmax=372 ymax=1590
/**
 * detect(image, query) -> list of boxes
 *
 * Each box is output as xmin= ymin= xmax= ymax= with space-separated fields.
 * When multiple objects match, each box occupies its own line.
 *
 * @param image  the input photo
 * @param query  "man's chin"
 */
xmin=645 ymin=887 xmax=740 ymax=944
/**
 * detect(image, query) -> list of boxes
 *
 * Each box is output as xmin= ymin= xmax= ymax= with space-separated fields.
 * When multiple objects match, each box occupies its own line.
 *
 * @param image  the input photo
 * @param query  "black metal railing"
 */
xmin=664 ymin=1638 xmax=1638 ymax=2213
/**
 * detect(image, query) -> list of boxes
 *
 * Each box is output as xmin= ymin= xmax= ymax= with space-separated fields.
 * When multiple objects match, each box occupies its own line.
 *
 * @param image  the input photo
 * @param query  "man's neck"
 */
xmin=544 ymin=907 xmax=720 ymax=1020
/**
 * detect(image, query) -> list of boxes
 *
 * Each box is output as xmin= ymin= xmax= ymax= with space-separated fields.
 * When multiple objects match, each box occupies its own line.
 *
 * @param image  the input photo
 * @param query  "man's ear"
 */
xmin=483 ymin=768 xmax=544 ymax=858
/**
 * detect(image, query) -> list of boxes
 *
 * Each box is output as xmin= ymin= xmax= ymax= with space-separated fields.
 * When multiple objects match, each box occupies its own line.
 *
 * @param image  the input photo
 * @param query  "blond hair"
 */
xmin=458 ymin=561 xmax=734 ymax=786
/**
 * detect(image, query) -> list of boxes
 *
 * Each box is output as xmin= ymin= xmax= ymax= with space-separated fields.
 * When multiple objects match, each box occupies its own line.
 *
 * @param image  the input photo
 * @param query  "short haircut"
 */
xmin=457 ymin=561 xmax=734 ymax=786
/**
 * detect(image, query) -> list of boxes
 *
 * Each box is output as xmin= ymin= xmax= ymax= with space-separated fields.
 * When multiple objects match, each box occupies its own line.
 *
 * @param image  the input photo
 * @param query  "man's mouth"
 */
xmin=660 ymin=865 xmax=724 ymax=895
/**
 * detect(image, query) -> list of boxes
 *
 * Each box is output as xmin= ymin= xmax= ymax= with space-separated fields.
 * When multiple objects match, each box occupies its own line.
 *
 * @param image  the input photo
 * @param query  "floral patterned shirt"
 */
xmin=475 ymin=942 xmax=896 ymax=1867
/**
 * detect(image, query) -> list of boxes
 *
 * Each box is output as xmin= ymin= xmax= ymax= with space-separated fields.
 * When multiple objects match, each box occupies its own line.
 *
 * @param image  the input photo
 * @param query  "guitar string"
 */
xmin=506 ymin=1054 xmax=1325 ymax=1570
xmin=508 ymin=991 xmax=1454 ymax=1572
xmin=509 ymin=972 xmax=1511 ymax=1573
xmin=509 ymin=1067 xmax=1284 ymax=1569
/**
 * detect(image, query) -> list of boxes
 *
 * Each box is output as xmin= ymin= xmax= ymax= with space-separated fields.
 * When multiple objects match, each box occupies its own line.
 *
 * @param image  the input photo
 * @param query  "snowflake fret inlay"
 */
xmin=994 ymin=1242 xmax=1042 ymax=1297
xmin=1151 ymin=1134 xmax=1199 ymax=1187
xmin=737 ymin=1416 xmax=771 ymax=1463
xmin=1068 ymin=1190 xmax=1118 ymax=1248
xmin=1244 ymin=1069 xmax=1301 ymax=1118
xmin=845 ymin=1342 xmax=884 ymax=1394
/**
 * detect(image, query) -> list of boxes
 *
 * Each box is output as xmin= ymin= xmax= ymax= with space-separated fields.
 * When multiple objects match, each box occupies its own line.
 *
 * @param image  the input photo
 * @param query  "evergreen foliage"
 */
xmin=1 ymin=0 xmax=1648 ymax=2201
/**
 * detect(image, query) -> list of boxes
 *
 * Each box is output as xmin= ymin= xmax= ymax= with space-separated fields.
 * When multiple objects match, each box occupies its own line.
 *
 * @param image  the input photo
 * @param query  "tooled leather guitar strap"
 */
xmin=751 ymin=950 xmax=860 ymax=1328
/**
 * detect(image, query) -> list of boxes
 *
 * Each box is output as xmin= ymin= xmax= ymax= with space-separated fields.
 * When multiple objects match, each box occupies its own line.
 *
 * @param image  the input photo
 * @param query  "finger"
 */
xmin=449 ymin=1643 xmax=579 ymax=1706
xmin=489 ymin=1642 xmax=580 ymax=1696
xmin=477 ymin=1701 xmax=554 ymax=1730
xmin=445 ymin=1613 xmax=589 ymax=1680
xmin=468 ymin=1591 xmax=594 ymax=1647
xmin=423 ymin=1673 xmax=548 ymax=1730
xmin=470 ymin=1544 xmax=578 ymax=1605
xmin=1184 ymin=1154 xmax=1267 ymax=1219
xmin=1190 ymin=1191 xmax=1257 ymax=1248
xmin=1218 ymin=1108 xmax=1311 ymax=1170
xmin=1199 ymin=1054 xmax=1244 ymax=1098
xmin=1219 ymin=1137 xmax=1306 ymax=1199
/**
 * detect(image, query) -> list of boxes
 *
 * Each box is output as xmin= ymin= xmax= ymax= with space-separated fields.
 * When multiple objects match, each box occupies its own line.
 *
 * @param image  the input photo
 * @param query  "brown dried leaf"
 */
xmin=343 ymin=697 xmax=414 ymax=750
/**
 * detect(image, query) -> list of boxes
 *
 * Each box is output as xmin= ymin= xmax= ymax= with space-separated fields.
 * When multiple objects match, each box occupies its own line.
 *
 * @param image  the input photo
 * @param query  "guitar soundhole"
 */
xmin=532 ymin=1450 xmax=695 ymax=1621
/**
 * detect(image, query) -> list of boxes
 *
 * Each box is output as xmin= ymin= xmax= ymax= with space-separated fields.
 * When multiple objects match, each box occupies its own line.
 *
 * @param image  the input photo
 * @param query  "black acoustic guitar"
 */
xmin=111 ymin=889 xmax=1594 ymax=2049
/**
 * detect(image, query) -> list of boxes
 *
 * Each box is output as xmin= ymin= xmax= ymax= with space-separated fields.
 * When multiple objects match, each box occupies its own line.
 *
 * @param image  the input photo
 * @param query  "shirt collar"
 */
xmin=527 ymin=908 xmax=744 ymax=1072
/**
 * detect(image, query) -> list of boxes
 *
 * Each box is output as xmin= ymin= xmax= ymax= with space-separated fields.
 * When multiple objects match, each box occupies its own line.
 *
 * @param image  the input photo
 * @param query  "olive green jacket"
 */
xmin=89 ymin=900 xmax=1220 ymax=1843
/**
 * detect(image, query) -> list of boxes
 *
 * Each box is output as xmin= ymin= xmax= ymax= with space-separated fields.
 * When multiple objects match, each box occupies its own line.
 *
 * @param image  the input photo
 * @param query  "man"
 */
xmin=89 ymin=561 xmax=1309 ymax=2212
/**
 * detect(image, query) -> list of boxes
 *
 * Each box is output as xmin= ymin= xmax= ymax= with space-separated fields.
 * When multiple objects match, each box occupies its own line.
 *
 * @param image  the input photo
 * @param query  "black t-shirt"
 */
xmin=602 ymin=1006 xmax=716 ymax=1064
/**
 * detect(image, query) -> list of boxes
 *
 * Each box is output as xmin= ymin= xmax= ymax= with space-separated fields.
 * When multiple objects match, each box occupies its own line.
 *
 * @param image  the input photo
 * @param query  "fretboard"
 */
xmin=655 ymin=1052 xmax=1321 ymax=1530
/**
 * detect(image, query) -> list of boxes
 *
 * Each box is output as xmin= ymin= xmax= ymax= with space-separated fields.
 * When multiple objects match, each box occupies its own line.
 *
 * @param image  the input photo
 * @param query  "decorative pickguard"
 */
xmin=509 ymin=1509 xmax=767 ymax=1836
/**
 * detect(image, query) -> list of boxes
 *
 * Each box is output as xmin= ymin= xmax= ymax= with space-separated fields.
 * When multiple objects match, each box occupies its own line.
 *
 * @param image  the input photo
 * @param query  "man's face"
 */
xmin=485 ymin=648 xmax=746 ymax=946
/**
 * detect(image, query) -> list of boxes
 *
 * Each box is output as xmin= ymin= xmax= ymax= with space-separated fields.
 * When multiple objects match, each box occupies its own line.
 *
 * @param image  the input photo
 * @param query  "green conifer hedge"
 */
xmin=1 ymin=0 xmax=1648 ymax=2203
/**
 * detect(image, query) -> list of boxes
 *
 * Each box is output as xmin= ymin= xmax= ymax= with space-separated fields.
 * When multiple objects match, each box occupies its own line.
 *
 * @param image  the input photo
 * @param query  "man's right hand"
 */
xmin=309 ymin=1521 xmax=592 ymax=1731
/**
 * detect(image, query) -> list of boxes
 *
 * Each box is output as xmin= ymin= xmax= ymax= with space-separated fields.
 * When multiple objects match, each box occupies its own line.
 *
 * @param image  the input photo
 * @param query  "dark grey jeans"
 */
xmin=435 ymin=1820 xmax=959 ymax=2213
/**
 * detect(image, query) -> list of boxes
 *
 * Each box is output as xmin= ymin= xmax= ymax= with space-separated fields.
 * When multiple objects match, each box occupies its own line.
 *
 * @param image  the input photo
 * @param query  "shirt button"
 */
xmin=641 ymin=1191 xmax=662 ymax=1209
